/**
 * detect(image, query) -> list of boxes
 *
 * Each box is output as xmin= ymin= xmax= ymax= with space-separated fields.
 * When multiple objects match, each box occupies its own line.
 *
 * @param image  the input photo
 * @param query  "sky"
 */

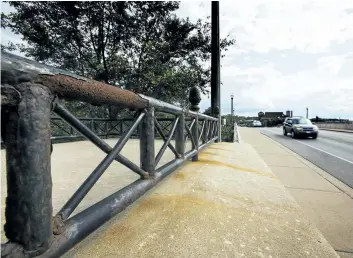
xmin=176 ymin=0 xmax=353 ymax=119
xmin=2 ymin=1 xmax=353 ymax=119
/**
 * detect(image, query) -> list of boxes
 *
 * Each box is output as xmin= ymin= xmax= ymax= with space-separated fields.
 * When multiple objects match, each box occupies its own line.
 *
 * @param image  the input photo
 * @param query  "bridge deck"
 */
xmin=1 ymin=139 xmax=338 ymax=257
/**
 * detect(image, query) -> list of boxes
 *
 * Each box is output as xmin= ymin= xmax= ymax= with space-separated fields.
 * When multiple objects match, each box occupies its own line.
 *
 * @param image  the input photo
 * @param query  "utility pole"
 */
xmin=306 ymin=107 xmax=308 ymax=119
xmin=231 ymin=94 xmax=234 ymax=124
xmin=211 ymin=1 xmax=221 ymax=142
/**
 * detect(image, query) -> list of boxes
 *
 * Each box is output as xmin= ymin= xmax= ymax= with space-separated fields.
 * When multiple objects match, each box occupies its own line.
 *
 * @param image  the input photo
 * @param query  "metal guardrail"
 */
xmin=1 ymin=51 xmax=219 ymax=258
xmin=314 ymin=123 xmax=353 ymax=131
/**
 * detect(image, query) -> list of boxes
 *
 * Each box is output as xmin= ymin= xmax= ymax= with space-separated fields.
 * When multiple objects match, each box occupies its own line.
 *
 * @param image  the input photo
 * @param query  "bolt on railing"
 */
xmin=0 ymin=51 xmax=219 ymax=258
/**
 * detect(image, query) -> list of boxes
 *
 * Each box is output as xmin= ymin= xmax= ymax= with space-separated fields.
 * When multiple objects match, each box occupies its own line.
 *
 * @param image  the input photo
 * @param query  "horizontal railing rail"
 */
xmin=1 ymin=51 xmax=219 ymax=258
xmin=50 ymin=116 xmax=211 ymax=142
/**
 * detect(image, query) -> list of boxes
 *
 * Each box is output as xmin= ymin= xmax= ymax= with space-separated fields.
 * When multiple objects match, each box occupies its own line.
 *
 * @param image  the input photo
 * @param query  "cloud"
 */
xmin=178 ymin=0 xmax=353 ymax=119
xmin=317 ymin=52 xmax=353 ymax=77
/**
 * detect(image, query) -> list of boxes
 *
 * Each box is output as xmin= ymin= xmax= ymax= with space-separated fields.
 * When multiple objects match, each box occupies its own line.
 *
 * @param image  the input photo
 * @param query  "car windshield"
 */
xmin=292 ymin=118 xmax=311 ymax=125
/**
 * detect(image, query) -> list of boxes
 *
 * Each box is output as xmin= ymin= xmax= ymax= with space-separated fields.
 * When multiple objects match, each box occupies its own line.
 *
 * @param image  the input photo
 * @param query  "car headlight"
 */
xmin=294 ymin=125 xmax=302 ymax=130
xmin=313 ymin=126 xmax=318 ymax=131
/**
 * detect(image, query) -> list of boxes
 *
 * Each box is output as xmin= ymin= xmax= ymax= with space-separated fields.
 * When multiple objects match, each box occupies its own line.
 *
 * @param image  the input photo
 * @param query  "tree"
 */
xmin=203 ymin=107 xmax=212 ymax=116
xmin=2 ymin=1 xmax=235 ymax=117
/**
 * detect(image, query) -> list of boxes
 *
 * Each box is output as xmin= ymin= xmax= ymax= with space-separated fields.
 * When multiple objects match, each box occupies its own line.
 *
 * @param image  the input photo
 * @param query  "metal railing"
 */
xmin=50 ymin=116 xmax=201 ymax=142
xmin=1 ymin=51 xmax=219 ymax=258
xmin=313 ymin=122 xmax=353 ymax=131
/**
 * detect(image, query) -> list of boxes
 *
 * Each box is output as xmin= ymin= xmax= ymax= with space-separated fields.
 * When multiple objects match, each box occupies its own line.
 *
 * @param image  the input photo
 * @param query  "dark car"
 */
xmin=283 ymin=117 xmax=319 ymax=139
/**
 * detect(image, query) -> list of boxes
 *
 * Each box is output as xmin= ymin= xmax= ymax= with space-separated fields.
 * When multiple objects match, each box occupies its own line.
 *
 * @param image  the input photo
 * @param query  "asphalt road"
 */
xmin=261 ymin=127 xmax=353 ymax=189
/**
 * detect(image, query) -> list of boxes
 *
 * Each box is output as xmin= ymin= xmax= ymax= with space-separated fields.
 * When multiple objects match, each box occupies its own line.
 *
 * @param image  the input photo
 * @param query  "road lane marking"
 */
xmin=261 ymin=128 xmax=353 ymax=165
xmin=294 ymin=140 xmax=353 ymax=165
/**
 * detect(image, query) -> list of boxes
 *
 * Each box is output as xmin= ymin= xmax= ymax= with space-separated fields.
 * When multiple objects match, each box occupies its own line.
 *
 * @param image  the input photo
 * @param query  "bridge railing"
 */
xmin=313 ymin=122 xmax=353 ymax=131
xmin=50 ymin=116 xmax=206 ymax=142
xmin=1 ymin=51 xmax=219 ymax=258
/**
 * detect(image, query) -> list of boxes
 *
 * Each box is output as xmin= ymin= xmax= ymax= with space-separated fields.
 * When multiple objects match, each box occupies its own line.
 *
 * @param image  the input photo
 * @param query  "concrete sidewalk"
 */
xmin=63 ymin=142 xmax=338 ymax=258
xmin=240 ymin=128 xmax=353 ymax=258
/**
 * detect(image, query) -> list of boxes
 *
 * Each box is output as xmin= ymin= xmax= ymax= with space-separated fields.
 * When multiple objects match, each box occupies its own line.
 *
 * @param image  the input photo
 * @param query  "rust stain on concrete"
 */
xmin=197 ymin=155 xmax=274 ymax=178
xmin=200 ymin=150 xmax=218 ymax=156
xmin=173 ymin=172 xmax=187 ymax=180
xmin=207 ymin=146 xmax=235 ymax=152
xmin=69 ymin=193 xmax=310 ymax=258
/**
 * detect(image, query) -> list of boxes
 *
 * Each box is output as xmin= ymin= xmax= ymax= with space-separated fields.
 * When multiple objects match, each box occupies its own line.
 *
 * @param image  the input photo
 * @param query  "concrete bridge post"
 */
xmin=1 ymin=83 xmax=53 ymax=256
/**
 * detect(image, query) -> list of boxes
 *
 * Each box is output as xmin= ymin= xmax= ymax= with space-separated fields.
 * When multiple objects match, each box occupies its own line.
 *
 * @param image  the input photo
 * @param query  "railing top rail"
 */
xmin=51 ymin=116 xmax=134 ymax=122
xmin=1 ymin=51 xmax=148 ymax=109
xmin=193 ymin=112 xmax=218 ymax=121
xmin=139 ymin=94 xmax=217 ymax=121
xmin=139 ymin=94 xmax=183 ymax=114
xmin=2 ymin=51 xmax=217 ymax=121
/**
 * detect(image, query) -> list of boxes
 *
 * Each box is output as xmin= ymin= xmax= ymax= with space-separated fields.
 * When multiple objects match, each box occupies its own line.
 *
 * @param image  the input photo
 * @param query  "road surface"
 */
xmin=261 ymin=127 xmax=353 ymax=189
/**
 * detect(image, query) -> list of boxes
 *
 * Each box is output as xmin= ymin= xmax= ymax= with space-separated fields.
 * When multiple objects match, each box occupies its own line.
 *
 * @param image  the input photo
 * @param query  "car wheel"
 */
xmin=312 ymin=135 xmax=318 ymax=139
xmin=283 ymin=128 xmax=287 ymax=136
xmin=291 ymin=130 xmax=296 ymax=139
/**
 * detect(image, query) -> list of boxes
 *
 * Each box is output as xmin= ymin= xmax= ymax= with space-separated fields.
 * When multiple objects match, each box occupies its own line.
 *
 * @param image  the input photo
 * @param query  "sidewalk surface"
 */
xmin=240 ymin=128 xmax=353 ymax=258
xmin=63 ymin=142 xmax=338 ymax=258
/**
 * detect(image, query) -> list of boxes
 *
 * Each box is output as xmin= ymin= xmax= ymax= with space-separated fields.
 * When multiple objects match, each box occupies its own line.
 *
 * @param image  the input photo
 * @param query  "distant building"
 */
xmin=259 ymin=112 xmax=286 ymax=127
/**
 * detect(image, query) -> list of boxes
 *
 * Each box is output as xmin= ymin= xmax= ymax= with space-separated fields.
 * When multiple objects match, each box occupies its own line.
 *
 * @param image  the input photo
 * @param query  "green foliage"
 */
xmin=2 ymin=1 xmax=235 ymax=118
xmin=221 ymin=125 xmax=234 ymax=142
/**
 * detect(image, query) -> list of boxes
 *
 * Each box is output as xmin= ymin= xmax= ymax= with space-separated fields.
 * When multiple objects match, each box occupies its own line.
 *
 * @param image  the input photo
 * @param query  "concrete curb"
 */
xmin=261 ymin=132 xmax=353 ymax=199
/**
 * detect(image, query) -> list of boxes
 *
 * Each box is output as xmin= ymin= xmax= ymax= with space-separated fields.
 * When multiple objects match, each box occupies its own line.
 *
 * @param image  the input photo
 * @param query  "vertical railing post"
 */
xmin=90 ymin=119 xmax=94 ymax=133
xmin=213 ymin=121 xmax=219 ymax=139
xmin=175 ymin=113 xmax=185 ymax=159
xmin=1 ymin=83 xmax=53 ymax=256
xmin=140 ymin=107 xmax=155 ymax=175
xmin=212 ymin=121 xmax=216 ymax=139
xmin=192 ymin=116 xmax=199 ymax=161
xmin=189 ymin=86 xmax=201 ymax=161
xmin=105 ymin=120 xmax=108 ymax=138
xmin=209 ymin=121 xmax=213 ymax=140
xmin=203 ymin=119 xmax=209 ymax=143
xmin=120 ymin=121 xmax=123 ymax=136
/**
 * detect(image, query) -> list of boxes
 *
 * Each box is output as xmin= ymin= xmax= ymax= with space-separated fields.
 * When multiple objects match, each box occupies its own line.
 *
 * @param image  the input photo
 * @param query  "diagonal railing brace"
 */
xmin=154 ymin=117 xmax=180 ymax=158
xmin=54 ymin=104 xmax=149 ymax=179
xmin=155 ymin=117 xmax=179 ymax=166
xmin=57 ymin=111 xmax=145 ymax=220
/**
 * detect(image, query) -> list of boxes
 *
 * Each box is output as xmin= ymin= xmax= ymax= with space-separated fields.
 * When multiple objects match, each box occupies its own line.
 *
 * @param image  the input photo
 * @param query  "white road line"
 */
xmin=261 ymin=128 xmax=353 ymax=165
xmin=294 ymin=140 xmax=353 ymax=165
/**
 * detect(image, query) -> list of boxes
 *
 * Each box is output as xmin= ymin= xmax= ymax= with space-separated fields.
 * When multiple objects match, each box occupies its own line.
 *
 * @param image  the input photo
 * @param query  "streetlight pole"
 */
xmin=306 ymin=107 xmax=308 ymax=119
xmin=211 ymin=1 xmax=221 ymax=142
